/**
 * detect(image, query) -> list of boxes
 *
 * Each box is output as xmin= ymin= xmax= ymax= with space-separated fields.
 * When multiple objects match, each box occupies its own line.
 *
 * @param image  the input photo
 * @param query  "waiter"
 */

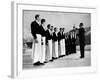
xmin=40 ymin=19 xmax=46 ymax=64
xmin=62 ymin=28 xmax=66 ymax=56
xmin=50 ymin=26 xmax=54 ymax=61
xmin=59 ymin=28 xmax=65 ymax=57
xmin=65 ymin=33 xmax=69 ymax=55
xmin=31 ymin=14 xmax=43 ymax=65
xmin=45 ymin=24 xmax=53 ymax=62
xmin=53 ymin=27 xmax=59 ymax=59
xmin=71 ymin=32 xmax=74 ymax=53
xmin=71 ymin=32 xmax=74 ymax=54
xmin=58 ymin=28 xmax=62 ymax=57
xmin=78 ymin=23 xmax=85 ymax=58
xmin=68 ymin=32 xmax=72 ymax=54
xmin=72 ymin=26 xmax=76 ymax=53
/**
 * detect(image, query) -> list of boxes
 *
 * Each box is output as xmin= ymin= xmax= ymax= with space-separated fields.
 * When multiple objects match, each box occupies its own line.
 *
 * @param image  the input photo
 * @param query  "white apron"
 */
xmin=32 ymin=34 xmax=42 ymax=63
xmin=62 ymin=39 xmax=66 ymax=55
xmin=58 ymin=42 xmax=61 ymax=57
xmin=60 ymin=39 xmax=63 ymax=55
xmin=60 ymin=39 xmax=66 ymax=56
xmin=48 ymin=40 xmax=53 ymax=60
xmin=40 ymin=37 xmax=46 ymax=63
xmin=54 ymin=41 xmax=59 ymax=58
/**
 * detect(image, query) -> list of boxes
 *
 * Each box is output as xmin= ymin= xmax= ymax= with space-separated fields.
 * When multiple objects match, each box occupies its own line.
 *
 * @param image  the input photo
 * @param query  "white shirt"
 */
xmin=36 ymin=20 xmax=40 ymax=25
xmin=55 ymin=32 xmax=58 ymax=36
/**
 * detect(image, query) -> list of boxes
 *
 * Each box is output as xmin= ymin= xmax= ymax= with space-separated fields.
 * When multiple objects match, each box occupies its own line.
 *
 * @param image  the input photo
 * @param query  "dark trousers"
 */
xmin=80 ymin=45 xmax=85 ymax=58
xmin=73 ymin=44 xmax=76 ymax=53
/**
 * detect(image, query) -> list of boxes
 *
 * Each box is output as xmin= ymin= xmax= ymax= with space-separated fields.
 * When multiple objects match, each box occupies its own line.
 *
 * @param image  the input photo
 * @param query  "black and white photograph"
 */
xmin=23 ymin=10 xmax=91 ymax=69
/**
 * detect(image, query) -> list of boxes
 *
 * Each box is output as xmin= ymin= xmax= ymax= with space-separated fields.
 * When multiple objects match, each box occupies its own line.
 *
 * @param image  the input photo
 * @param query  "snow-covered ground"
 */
xmin=23 ymin=45 xmax=91 ymax=69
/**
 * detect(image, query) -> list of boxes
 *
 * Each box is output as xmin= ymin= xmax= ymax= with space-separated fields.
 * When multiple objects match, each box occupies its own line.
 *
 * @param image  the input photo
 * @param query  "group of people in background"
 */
xmin=65 ymin=28 xmax=76 ymax=55
xmin=31 ymin=14 xmax=85 ymax=66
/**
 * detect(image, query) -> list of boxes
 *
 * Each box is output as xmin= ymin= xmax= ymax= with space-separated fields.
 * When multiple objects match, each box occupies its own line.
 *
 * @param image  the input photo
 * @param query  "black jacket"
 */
xmin=79 ymin=27 xmax=85 ymax=46
xmin=31 ymin=21 xmax=41 ymax=39
xmin=58 ymin=32 xmax=65 ymax=41
xmin=53 ymin=32 xmax=58 ymax=41
xmin=45 ymin=29 xmax=52 ymax=44
xmin=45 ymin=30 xmax=52 ymax=40
xmin=62 ymin=33 xmax=65 ymax=39
xmin=58 ymin=32 xmax=62 ymax=42
xmin=39 ymin=25 xmax=46 ymax=37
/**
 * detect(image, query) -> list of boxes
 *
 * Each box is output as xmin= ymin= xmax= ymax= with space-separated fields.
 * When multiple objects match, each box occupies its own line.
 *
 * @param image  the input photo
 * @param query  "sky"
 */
xmin=23 ymin=10 xmax=91 ymax=39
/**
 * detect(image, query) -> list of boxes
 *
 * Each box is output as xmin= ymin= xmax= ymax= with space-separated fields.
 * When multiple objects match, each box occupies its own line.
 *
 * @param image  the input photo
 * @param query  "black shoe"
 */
xmin=61 ymin=55 xmax=64 ymax=57
xmin=49 ymin=59 xmax=53 ymax=62
xmin=80 ymin=56 xmax=84 ymax=59
xmin=60 ymin=55 xmax=64 ymax=57
xmin=54 ymin=57 xmax=58 ymax=59
xmin=44 ymin=61 xmax=48 ymax=63
xmin=59 ymin=56 xmax=61 ymax=58
xmin=33 ymin=61 xmax=41 ymax=65
xmin=52 ymin=57 xmax=56 ymax=59
xmin=63 ymin=55 xmax=66 ymax=57
xmin=40 ymin=63 xmax=45 ymax=65
xmin=59 ymin=56 xmax=62 ymax=58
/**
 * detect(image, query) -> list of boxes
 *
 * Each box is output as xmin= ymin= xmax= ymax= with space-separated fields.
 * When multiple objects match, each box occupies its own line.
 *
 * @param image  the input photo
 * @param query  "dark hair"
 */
xmin=35 ymin=14 xmax=40 ymax=19
xmin=62 ymin=28 xmax=65 ymax=31
xmin=60 ymin=28 xmax=62 ymax=30
xmin=41 ymin=19 xmax=45 ymax=24
xmin=79 ymin=23 xmax=83 ymax=27
xmin=54 ymin=27 xmax=57 ymax=31
xmin=51 ymin=26 xmax=53 ymax=28
xmin=47 ymin=24 xmax=51 ymax=29
xmin=73 ymin=26 xmax=75 ymax=28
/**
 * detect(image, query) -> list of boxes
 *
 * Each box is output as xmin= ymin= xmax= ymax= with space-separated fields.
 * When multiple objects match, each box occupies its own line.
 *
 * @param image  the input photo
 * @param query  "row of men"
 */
xmin=65 ymin=31 xmax=76 ymax=55
xmin=31 ymin=14 xmax=85 ymax=65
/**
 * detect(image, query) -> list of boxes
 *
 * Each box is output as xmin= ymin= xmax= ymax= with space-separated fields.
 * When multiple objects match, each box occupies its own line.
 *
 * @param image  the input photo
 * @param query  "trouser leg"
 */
xmin=48 ymin=40 xmax=52 ymax=60
xmin=31 ymin=40 xmax=35 ymax=59
xmin=45 ymin=44 xmax=49 ymax=62
xmin=60 ymin=40 xmax=63 ymax=56
xmin=55 ymin=41 xmax=58 ymax=58
xmin=63 ymin=39 xmax=66 ymax=55
xmin=58 ymin=42 xmax=61 ymax=57
xmin=80 ymin=45 xmax=85 ymax=58
xmin=74 ymin=44 xmax=76 ymax=53
xmin=40 ymin=37 xmax=46 ymax=63
xmin=37 ymin=35 xmax=42 ymax=62
xmin=33 ymin=34 xmax=42 ymax=64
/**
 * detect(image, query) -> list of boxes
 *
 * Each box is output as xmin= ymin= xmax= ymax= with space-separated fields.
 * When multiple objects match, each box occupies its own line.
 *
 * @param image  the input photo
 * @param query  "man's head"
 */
xmin=73 ymin=26 xmax=76 ymax=31
xmin=79 ymin=23 xmax=84 ymax=28
xmin=62 ymin=28 xmax=65 ymax=32
xmin=73 ymin=24 xmax=75 ymax=29
xmin=50 ymin=26 xmax=53 ymax=31
xmin=41 ymin=19 xmax=46 ymax=25
xmin=47 ymin=24 xmax=51 ymax=29
xmin=59 ymin=28 xmax=62 ymax=32
xmin=35 ymin=14 xmax=40 ymax=22
xmin=54 ymin=27 xmax=57 ymax=32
